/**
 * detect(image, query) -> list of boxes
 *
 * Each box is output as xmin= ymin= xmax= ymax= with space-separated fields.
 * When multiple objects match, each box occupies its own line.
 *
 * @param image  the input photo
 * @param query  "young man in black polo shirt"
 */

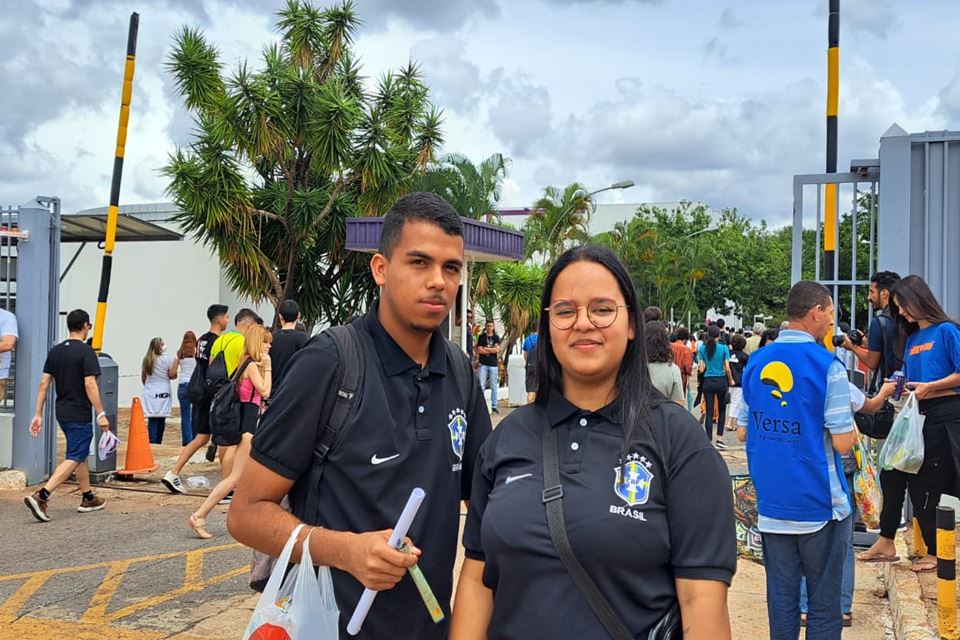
xmin=25 ymin=309 xmax=110 ymax=522
xmin=229 ymin=192 xmax=493 ymax=639
xmin=475 ymin=320 xmax=501 ymax=413
xmin=163 ymin=304 xmax=229 ymax=494
xmin=270 ymin=298 xmax=308 ymax=390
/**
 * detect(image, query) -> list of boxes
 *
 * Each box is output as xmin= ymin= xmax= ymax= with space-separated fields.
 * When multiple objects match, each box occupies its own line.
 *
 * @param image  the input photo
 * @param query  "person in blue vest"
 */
xmin=736 ymin=280 xmax=857 ymax=640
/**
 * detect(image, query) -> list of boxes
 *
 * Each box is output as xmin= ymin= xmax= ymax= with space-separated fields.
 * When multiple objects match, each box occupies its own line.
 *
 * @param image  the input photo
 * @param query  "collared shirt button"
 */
xmin=578 ymin=418 xmax=588 ymax=427
xmin=571 ymin=442 xmax=580 ymax=451
xmin=418 ymin=405 xmax=425 ymax=414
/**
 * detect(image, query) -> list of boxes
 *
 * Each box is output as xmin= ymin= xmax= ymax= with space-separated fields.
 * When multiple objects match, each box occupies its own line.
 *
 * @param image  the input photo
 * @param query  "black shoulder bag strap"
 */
xmin=541 ymin=417 xmax=633 ymax=640
xmin=314 ymin=324 xmax=364 ymax=466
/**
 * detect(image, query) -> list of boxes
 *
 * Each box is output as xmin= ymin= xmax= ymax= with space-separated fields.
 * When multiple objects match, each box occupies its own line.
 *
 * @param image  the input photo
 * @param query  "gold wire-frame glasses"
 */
xmin=543 ymin=300 xmax=629 ymax=330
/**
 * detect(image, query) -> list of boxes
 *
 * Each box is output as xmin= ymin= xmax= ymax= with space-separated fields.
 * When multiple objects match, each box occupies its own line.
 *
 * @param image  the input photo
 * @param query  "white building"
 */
xmin=61 ymin=203 xmax=274 ymax=407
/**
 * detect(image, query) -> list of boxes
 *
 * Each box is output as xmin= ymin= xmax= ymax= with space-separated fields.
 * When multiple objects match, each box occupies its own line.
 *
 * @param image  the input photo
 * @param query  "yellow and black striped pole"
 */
xmin=938 ymin=506 xmax=958 ymax=640
xmin=823 ymin=0 xmax=839 ymax=280
xmin=92 ymin=12 xmax=139 ymax=353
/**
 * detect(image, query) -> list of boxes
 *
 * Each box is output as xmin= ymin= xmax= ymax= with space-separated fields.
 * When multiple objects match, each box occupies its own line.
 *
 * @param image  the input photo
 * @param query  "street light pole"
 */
xmin=544 ymin=179 xmax=634 ymax=262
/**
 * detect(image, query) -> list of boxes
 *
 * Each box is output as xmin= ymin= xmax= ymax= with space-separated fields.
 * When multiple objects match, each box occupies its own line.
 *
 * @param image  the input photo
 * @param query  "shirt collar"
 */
xmin=360 ymin=301 xmax=447 ymax=378
xmin=545 ymin=389 xmax=622 ymax=427
xmin=777 ymin=329 xmax=816 ymax=343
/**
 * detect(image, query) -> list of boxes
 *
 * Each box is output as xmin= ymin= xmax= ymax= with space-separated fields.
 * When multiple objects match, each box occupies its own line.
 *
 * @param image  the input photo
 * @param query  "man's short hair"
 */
xmin=753 ymin=322 xmax=766 ymax=333
xmin=485 ymin=319 xmax=494 ymax=326
xmin=716 ymin=318 xmax=726 ymax=329
xmin=207 ymin=304 xmax=228 ymax=322
xmin=787 ymin=281 xmax=833 ymax=319
xmin=66 ymin=309 xmax=90 ymax=332
xmin=871 ymin=271 xmax=901 ymax=294
xmin=642 ymin=306 xmax=662 ymax=322
xmin=278 ymin=299 xmax=299 ymax=323
xmin=731 ymin=334 xmax=747 ymax=350
xmin=378 ymin=192 xmax=463 ymax=258
xmin=235 ymin=308 xmax=260 ymax=326
xmin=675 ymin=326 xmax=690 ymax=341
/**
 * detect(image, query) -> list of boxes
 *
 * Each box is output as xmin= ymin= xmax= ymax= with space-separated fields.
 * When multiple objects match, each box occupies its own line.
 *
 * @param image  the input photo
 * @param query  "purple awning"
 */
xmin=346 ymin=216 xmax=525 ymax=262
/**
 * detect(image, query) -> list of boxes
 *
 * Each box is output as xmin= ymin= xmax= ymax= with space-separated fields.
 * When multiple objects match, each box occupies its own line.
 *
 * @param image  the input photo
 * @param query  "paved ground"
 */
xmin=0 ymin=404 xmax=897 ymax=638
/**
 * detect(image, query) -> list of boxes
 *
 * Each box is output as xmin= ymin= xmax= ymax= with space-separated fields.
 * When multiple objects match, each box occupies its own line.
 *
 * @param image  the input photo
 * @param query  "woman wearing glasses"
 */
xmin=451 ymin=246 xmax=736 ymax=640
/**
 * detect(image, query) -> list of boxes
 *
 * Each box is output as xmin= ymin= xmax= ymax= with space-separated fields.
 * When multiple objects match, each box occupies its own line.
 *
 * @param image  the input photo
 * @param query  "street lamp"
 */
xmin=685 ymin=225 xmax=719 ymax=239
xmin=587 ymin=179 xmax=635 ymax=199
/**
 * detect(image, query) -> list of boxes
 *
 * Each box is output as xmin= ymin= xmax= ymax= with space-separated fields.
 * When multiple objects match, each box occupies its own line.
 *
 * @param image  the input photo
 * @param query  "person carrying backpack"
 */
xmin=227 ymin=193 xmax=493 ymax=640
xmin=162 ymin=304 xmax=228 ymax=494
xmin=188 ymin=324 xmax=272 ymax=539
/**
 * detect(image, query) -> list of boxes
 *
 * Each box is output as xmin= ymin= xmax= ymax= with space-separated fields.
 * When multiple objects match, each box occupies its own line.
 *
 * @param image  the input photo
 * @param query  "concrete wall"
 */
xmin=59 ymin=218 xmax=273 ymax=407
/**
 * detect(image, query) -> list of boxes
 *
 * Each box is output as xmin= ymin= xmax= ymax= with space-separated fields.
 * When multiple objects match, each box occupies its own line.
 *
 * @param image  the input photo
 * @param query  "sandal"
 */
xmin=910 ymin=560 xmax=936 ymax=573
xmin=857 ymin=550 xmax=900 ymax=563
xmin=188 ymin=513 xmax=213 ymax=540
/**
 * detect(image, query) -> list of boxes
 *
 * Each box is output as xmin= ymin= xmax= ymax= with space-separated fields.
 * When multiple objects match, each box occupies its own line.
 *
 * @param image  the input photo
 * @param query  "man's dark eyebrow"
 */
xmin=405 ymin=250 xmax=463 ymax=269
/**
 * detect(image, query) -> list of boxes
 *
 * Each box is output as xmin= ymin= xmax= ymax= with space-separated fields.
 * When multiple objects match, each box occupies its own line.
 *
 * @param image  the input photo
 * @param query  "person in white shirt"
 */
xmin=176 ymin=331 xmax=198 ymax=446
xmin=0 ymin=308 xmax=17 ymax=402
xmin=140 ymin=337 xmax=178 ymax=444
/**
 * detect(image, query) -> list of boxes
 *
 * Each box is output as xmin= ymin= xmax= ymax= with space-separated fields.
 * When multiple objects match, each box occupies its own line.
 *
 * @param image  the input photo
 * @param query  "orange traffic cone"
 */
xmin=117 ymin=397 xmax=159 ymax=478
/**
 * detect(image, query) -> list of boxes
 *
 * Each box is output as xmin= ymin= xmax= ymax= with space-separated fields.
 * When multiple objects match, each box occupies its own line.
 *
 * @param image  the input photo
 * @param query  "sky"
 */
xmin=3 ymin=0 xmax=960 ymax=227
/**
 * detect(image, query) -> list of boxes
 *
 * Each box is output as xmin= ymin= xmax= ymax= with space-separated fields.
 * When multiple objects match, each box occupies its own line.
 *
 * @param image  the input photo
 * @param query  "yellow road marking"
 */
xmin=0 ymin=542 xmax=248 ymax=634
xmin=0 ymin=574 xmax=50 ymax=622
xmin=0 ymin=543 xmax=241 ymax=582
xmin=82 ymin=560 xmax=131 ymax=623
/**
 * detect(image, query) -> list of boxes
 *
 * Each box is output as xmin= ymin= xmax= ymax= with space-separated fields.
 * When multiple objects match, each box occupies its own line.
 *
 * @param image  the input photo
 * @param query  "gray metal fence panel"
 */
xmin=10 ymin=198 xmax=60 ymax=482
xmin=880 ymin=128 xmax=960 ymax=318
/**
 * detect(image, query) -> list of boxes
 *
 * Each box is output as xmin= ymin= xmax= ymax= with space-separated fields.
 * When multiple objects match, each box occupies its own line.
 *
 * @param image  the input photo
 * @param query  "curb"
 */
xmin=881 ymin=530 xmax=938 ymax=640
xmin=0 ymin=469 xmax=26 ymax=491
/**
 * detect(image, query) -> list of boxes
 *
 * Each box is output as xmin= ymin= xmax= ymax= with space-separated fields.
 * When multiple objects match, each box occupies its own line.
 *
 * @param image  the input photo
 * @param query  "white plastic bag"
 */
xmin=243 ymin=524 xmax=340 ymax=640
xmin=98 ymin=430 xmax=119 ymax=461
xmin=879 ymin=393 xmax=926 ymax=474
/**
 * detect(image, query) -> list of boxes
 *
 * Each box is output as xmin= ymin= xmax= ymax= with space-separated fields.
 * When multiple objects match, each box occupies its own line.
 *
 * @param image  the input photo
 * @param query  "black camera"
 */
xmin=831 ymin=322 xmax=864 ymax=348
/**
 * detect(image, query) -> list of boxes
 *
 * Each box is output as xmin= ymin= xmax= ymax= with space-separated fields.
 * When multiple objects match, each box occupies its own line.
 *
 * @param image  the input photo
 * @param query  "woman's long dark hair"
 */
xmin=535 ymin=246 xmax=658 ymax=464
xmin=644 ymin=321 xmax=673 ymax=363
xmin=705 ymin=325 xmax=720 ymax=359
xmin=890 ymin=275 xmax=958 ymax=358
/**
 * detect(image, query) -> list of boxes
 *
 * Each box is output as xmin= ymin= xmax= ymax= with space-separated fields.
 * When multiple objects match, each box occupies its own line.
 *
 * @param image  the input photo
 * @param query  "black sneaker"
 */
xmin=715 ymin=440 xmax=727 ymax=449
xmin=491 ymin=407 xmax=499 ymax=414
xmin=25 ymin=491 xmax=50 ymax=522
xmin=218 ymin=491 xmax=234 ymax=505
xmin=205 ymin=443 xmax=218 ymax=462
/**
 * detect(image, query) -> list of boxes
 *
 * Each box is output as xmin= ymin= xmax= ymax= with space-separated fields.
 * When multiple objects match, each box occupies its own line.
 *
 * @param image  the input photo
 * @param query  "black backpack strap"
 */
xmin=541 ymin=415 xmax=633 ymax=640
xmin=444 ymin=339 xmax=476 ymax=415
xmin=313 ymin=324 xmax=363 ymax=465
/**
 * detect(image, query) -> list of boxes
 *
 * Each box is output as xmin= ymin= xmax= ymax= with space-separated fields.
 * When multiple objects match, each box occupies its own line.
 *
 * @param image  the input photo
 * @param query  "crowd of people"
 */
xmin=18 ymin=190 xmax=960 ymax=640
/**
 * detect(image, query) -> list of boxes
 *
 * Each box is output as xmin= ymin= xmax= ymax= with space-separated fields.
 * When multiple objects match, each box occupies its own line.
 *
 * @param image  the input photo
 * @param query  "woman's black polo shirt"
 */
xmin=463 ymin=392 xmax=736 ymax=638
xmin=251 ymin=305 xmax=492 ymax=640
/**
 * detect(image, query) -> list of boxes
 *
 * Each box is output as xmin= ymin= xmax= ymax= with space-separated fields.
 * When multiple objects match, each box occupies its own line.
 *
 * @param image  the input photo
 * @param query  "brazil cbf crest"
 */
xmin=447 ymin=408 xmax=467 ymax=460
xmin=614 ymin=453 xmax=654 ymax=507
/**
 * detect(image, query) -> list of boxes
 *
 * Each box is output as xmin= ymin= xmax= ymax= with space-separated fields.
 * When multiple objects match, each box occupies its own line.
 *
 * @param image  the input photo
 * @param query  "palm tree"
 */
xmin=162 ymin=0 xmax=443 ymax=327
xmin=523 ymin=183 xmax=592 ymax=264
xmin=413 ymin=152 xmax=509 ymax=304
xmin=487 ymin=262 xmax=546 ymax=362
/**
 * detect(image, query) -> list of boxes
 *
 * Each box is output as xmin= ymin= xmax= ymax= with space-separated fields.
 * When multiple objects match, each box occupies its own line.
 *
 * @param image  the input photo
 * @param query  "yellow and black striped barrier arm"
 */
xmin=938 ymin=506 xmax=958 ymax=640
xmin=93 ymin=12 xmax=139 ymax=354
xmin=823 ymin=0 xmax=839 ymax=279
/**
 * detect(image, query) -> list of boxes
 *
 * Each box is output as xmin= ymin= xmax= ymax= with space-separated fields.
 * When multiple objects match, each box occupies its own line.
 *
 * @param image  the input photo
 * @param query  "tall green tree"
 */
xmin=486 ymin=262 xmax=546 ymax=361
xmin=163 ymin=0 xmax=443 ymax=326
xmin=523 ymin=183 xmax=592 ymax=263
xmin=412 ymin=152 xmax=509 ymax=303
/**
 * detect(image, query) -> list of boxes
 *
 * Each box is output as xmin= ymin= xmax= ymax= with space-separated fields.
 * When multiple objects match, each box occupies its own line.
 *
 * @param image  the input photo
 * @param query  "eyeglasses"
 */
xmin=544 ymin=300 xmax=628 ymax=330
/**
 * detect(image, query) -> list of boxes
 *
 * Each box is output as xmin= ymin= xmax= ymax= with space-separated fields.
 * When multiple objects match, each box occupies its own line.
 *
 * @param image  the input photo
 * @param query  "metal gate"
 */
xmin=1 ymin=197 xmax=60 ymax=482
xmin=791 ymin=167 xmax=881 ymax=346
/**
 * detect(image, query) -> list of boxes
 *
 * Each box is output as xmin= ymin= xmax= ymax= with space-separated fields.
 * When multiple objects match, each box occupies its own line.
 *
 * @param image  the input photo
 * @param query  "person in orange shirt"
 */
xmin=671 ymin=326 xmax=693 ymax=394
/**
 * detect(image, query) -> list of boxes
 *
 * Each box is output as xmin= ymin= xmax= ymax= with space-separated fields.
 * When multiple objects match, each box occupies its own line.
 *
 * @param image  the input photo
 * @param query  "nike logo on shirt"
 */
xmin=370 ymin=453 xmax=400 ymax=465
xmin=505 ymin=473 xmax=532 ymax=485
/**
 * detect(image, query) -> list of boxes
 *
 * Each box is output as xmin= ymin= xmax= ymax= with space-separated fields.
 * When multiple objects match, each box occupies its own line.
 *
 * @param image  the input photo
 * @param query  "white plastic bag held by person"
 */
xmin=878 ymin=393 xmax=926 ymax=474
xmin=244 ymin=524 xmax=339 ymax=640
